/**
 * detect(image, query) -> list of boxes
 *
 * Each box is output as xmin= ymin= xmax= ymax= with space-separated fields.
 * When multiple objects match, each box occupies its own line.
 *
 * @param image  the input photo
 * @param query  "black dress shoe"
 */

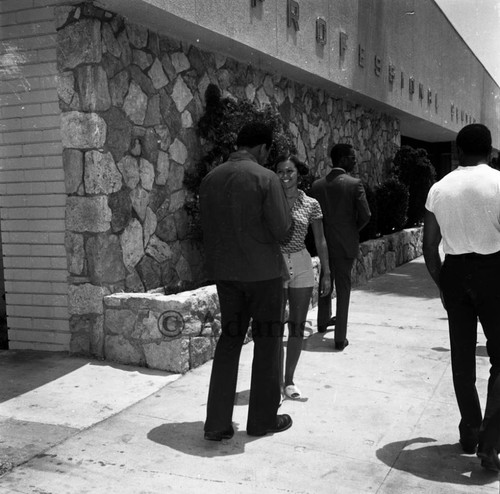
xmin=204 ymin=425 xmax=234 ymax=441
xmin=460 ymin=437 xmax=478 ymax=454
xmin=247 ymin=414 xmax=293 ymax=437
xmin=477 ymin=446 xmax=500 ymax=472
xmin=459 ymin=422 xmax=479 ymax=454
xmin=335 ymin=339 xmax=349 ymax=351
xmin=317 ymin=317 xmax=336 ymax=333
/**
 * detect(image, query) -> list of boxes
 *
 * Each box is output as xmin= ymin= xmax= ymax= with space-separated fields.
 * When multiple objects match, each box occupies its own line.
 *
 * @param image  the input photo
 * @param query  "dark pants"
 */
xmin=204 ymin=277 xmax=284 ymax=434
xmin=317 ymin=256 xmax=354 ymax=342
xmin=441 ymin=254 xmax=500 ymax=449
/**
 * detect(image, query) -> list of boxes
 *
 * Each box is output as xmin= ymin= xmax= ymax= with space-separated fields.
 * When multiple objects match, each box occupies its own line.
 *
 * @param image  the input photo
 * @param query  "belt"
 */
xmin=447 ymin=250 xmax=500 ymax=260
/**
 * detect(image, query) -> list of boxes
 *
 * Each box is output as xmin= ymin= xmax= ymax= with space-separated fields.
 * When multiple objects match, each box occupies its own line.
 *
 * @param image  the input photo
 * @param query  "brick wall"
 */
xmin=0 ymin=0 xmax=69 ymax=350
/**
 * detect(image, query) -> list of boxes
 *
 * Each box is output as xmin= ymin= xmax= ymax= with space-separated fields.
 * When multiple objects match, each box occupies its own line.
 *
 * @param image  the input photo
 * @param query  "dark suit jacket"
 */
xmin=310 ymin=168 xmax=371 ymax=258
xmin=200 ymin=150 xmax=292 ymax=282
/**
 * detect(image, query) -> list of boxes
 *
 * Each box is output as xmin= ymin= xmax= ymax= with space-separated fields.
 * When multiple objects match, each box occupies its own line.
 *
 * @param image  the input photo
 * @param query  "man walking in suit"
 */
xmin=200 ymin=122 xmax=293 ymax=440
xmin=310 ymin=144 xmax=371 ymax=350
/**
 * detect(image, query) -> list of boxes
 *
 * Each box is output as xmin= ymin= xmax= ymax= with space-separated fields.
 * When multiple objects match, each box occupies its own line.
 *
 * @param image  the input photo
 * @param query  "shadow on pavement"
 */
xmin=355 ymin=259 xmax=438 ymax=300
xmin=376 ymin=437 xmax=498 ymax=486
xmin=0 ymin=349 xmax=170 ymax=404
xmin=147 ymin=421 xmax=267 ymax=457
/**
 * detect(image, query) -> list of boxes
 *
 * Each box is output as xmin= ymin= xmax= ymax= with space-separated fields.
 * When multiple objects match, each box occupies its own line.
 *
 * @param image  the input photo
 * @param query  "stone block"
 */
xmin=190 ymin=337 xmax=214 ymax=369
xmin=63 ymin=148 xmax=83 ymax=195
xmin=123 ymin=81 xmax=148 ymax=125
xmin=61 ymin=111 xmax=106 ymax=149
xmin=67 ymin=196 xmax=112 ymax=233
xmin=148 ymin=58 xmax=169 ymax=89
xmin=143 ymin=339 xmax=189 ymax=373
xmin=102 ymin=21 xmax=122 ymax=58
xmin=102 ymin=107 xmax=133 ymax=162
xmin=121 ymin=218 xmax=145 ymax=271
xmin=58 ymin=18 xmax=102 ymax=70
xmin=104 ymin=335 xmax=144 ymax=366
xmin=69 ymin=283 xmax=108 ymax=315
xmin=105 ymin=308 xmax=136 ymax=337
xmin=169 ymin=138 xmax=188 ymax=165
xmin=117 ymin=155 xmax=140 ymax=189
xmin=145 ymin=235 xmax=172 ymax=263
xmin=87 ymin=233 xmax=126 ymax=284
xmin=66 ymin=232 xmax=84 ymax=275
xmin=171 ymin=77 xmax=193 ymax=113
xmin=139 ymin=159 xmax=155 ymax=191
xmin=108 ymin=189 xmax=133 ymax=233
xmin=76 ymin=65 xmax=111 ymax=112
xmin=126 ymin=23 xmax=148 ymax=48
xmin=136 ymin=255 xmax=161 ymax=291
xmin=84 ymin=150 xmax=122 ymax=195
xmin=130 ymin=186 xmax=149 ymax=221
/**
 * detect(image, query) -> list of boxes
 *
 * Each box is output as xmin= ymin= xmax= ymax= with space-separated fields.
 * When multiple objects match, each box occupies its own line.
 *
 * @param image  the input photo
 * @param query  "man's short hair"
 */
xmin=456 ymin=124 xmax=492 ymax=156
xmin=236 ymin=122 xmax=273 ymax=149
xmin=330 ymin=143 xmax=353 ymax=166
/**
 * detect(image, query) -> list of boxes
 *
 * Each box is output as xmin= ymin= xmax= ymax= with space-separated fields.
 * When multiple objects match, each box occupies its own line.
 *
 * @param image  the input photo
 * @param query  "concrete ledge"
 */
xmin=103 ymin=227 xmax=423 ymax=372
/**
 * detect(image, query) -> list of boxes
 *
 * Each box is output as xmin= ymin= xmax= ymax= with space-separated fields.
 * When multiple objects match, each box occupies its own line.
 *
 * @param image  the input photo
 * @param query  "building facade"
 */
xmin=0 ymin=0 xmax=499 ymax=353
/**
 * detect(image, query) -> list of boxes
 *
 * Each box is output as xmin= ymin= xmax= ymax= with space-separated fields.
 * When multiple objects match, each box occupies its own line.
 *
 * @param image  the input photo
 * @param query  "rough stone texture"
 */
xmin=75 ymin=65 xmax=111 ymax=111
xmin=123 ymin=81 xmax=147 ymax=124
xmin=61 ymin=111 xmax=106 ymax=149
xmin=63 ymin=149 xmax=83 ymax=195
xmin=58 ymin=18 xmax=102 ymax=70
xmin=117 ymin=155 xmax=140 ymax=189
xmin=69 ymin=284 xmax=109 ymax=315
xmin=58 ymin=7 xmax=402 ymax=358
xmin=86 ymin=234 xmax=126 ymax=284
xmin=121 ymin=218 xmax=144 ymax=270
xmin=65 ymin=232 xmax=84 ymax=275
xmin=143 ymin=339 xmax=189 ymax=373
xmin=66 ymin=196 xmax=112 ymax=233
xmin=102 ymin=107 xmax=132 ymax=162
xmin=103 ymin=228 xmax=422 ymax=372
xmin=84 ymin=150 xmax=122 ymax=195
xmin=103 ymin=285 xmax=220 ymax=372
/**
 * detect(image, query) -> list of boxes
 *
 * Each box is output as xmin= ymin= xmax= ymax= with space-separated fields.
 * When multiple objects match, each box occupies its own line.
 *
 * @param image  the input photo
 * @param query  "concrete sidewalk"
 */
xmin=0 ymin=256 xmax=498 ymax=493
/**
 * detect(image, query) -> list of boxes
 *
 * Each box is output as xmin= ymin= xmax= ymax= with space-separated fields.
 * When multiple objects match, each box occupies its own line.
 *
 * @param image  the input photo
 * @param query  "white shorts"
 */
xmin=282 ymin=249 xmax=314 ymax=289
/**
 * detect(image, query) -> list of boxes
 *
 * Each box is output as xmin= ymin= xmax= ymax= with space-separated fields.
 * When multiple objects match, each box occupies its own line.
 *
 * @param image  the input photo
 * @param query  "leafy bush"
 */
xmin=392 ymin=146 xmax=436 ymax=227
xmin=184 ymin=84 xmax=296 ymax=238
xmin=359 ymin=183 xmax=378 ymax=242
xmin=184 ymin=84 xmax=295 ymax=197
xmin=375 ymin=178 xmax=409 ymax=235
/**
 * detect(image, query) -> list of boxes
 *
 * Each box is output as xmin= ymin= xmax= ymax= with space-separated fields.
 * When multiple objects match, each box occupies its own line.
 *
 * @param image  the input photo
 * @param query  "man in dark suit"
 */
xmin=200 ymin=122 xmax=293 ymax=440
xmin=310 ymin=144 xmax=371 ymax=350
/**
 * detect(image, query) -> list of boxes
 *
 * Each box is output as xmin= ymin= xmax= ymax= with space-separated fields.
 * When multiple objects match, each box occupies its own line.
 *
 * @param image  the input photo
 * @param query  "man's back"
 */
xmin=200 ymin=150 xmax=290 ymax=281
xmin=426 ymin=164 xmax=500 ymax=255
xmin=311 ymin=170 xmax=370 ymax=258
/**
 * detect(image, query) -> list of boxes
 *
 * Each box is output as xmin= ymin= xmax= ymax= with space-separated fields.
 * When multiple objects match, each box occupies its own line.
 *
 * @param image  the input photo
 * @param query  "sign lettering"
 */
xmin=287 ymin=0 xmax=300 ymax=31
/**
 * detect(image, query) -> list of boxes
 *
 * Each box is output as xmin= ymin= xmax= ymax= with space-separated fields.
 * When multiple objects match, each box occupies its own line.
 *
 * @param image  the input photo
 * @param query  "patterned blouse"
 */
xmin=280 ymin=190 xmax=323 ymax=254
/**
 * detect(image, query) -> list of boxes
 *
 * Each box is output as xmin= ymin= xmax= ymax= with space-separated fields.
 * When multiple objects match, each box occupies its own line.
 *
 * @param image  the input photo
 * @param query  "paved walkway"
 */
xmin=0 ymin=256 xmax=498 ymax=493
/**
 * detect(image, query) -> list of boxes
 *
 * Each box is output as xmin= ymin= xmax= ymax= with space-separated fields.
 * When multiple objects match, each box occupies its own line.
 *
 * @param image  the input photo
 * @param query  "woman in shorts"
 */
xmin=276 ymin=155 xmax=331 ymax=400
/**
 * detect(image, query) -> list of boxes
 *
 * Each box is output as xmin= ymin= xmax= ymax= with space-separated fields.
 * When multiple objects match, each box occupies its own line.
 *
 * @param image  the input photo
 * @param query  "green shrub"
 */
xmin=184 ymin=84 xmax=296 ymax=238
xmin=185 ymin=84 xmax=295 ymax=197
xmin=392 ymin=146 xmax=436 ymax=227
xmin=376 ymin=178 xmax=409 ymax=235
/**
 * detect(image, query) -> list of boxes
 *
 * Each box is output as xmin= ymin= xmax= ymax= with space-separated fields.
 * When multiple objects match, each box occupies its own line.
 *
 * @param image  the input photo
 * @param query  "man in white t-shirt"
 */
xmin=424 ymin=123 xmax=500 ymax=472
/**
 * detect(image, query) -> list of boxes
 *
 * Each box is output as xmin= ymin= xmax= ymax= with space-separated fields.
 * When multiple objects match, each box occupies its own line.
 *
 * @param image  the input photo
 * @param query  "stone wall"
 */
xmin=57 ymin=4 xmax=400 ymax=356
xmin=103 ymin=228 xmax=421 ymax=373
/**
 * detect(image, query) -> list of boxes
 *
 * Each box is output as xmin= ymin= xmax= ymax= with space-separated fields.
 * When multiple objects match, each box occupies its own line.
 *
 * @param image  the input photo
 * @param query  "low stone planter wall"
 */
xmin=102 ymin=227 xmax=422 ymax=373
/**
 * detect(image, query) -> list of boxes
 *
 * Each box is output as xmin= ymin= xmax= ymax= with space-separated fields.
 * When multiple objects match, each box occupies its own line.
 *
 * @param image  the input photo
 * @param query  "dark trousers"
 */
xmin=441 ymin=254 xmax=500 ymax=449
xmin=204 ymin=277 xmax=283 ymax=434
xmin=317 ymin=256 xmax=354 ymax=342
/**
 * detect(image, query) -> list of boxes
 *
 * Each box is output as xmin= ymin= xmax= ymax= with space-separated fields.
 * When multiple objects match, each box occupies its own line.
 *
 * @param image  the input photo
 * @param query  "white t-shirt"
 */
xmin=425 ymin=164 xmax=500 ymax=255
